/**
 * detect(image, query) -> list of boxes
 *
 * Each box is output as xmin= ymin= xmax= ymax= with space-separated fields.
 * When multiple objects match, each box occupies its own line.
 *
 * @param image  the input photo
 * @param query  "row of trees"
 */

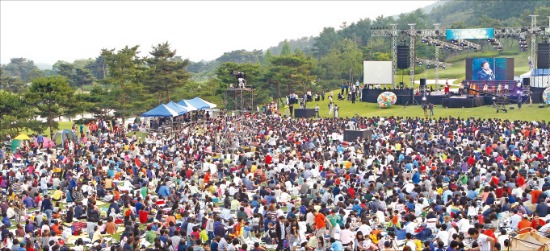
xmin=0 ymin=42 xmax=322 ymax=138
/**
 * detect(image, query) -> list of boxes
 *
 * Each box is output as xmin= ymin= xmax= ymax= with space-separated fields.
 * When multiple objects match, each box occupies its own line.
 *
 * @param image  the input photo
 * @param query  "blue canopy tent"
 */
xmin=142 ymin=104 xmax=179 ymax=132
xmin=177 ymin=100 xmax=198 ymax=111
xmin=165 ymin=101 xmax=189 ymax=115
xmin=184 ymin=97 xmax=210 ymax=110
xmin=142 ymin=104 xmax=179 ymax=117
xmin=188 ymin=97 xmax=217 ymax=109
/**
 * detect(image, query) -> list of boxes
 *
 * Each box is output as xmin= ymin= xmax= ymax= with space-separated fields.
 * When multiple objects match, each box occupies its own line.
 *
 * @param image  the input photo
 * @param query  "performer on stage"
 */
xmin=469 ymin=82 xmax=478 ymax=96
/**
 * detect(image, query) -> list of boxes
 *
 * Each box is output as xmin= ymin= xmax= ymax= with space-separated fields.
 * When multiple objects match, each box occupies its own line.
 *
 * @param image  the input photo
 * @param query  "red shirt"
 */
xmin=532 ymin=218 xmax=546 ymax=229
xmin=347 ymin=187 xmax=355 ymax=199
xmin=139 ymin=209 xmax=149 ymax=224
xmin=495 ymin=187 xmax=504 ymax=198
xmin=467 ymin=156 xmax=476 ymax=166
xmin=517 ymin=175 xmax=526 ymax=187
xmin=483 ymin=229 xmax=497 ymax=242
xmin=314 ymin=213 xmax=327 ymax=229
xmin=531 ymin=190 xmax=542 ymax=204
xmin=491 ymin=176 xmax=499 ymax=186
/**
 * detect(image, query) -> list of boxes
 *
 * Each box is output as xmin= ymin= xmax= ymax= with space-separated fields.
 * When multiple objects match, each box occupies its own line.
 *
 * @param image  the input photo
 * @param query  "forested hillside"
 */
xmin=2 ymin=0 xmax=550 ymax=134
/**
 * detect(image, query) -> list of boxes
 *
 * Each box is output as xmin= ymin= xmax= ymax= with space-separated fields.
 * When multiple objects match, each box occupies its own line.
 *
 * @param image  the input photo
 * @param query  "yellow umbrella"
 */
xmin=14 ymin=134 xmax=30 ymax=140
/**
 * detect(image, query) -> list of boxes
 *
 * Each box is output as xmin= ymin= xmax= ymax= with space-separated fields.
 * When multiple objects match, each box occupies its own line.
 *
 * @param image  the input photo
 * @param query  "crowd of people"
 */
xmin=0 ymin=112 xmax=549 ymax=251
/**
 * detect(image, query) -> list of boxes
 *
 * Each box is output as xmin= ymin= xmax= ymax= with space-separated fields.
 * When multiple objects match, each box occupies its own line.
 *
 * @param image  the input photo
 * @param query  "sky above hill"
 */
xmin=1 ymin=1 xmax=436 ymax=66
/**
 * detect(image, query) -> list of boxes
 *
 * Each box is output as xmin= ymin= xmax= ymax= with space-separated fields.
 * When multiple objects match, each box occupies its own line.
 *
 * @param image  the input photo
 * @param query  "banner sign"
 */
xmin=446 ymin=28 xmax=494 ymax=40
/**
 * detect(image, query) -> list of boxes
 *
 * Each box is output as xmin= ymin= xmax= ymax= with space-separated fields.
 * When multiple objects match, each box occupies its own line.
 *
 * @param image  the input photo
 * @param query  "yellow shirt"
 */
xmin=395 ymin=143 xmax=402 ymax=151
xmin=251 ymin=165 xmax=257 ymax=173
xmin=92 ymin=230 xmax=102 ymax=243
xmin=52 ymin=190 xmax=63 ymax=201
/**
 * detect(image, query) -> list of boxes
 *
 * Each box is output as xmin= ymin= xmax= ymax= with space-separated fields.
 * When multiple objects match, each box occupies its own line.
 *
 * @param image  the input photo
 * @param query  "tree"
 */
xmin=52 ymin=61 xmax=76 ymax=86
xmin=280 ymin=40 xmax=292 ymax=56
xmin=101 ymin=46 xmax=145 ymax=122
xmin=1 ymin=58 xmax=43 ymax=83
xmin=74 ymin=68 xmax=95 ymax=91
xmin=0 ymin=68 xmax=28 ymax=93
xmin=267 ymin=53 xmax=315 ymax=104
xmin=338 ymin=39 xmax=364 ymax=84
xmin=25 ymin=76 xmax=74 ymax=137
xmin=313 ymin=27 xmax=340 ymax=59
xmin=85 ymin=55 xmax=108 ymax=80
xmin=216 ymin=49 xmax=264 ymax=64
xmin=316 ymin=48 xmax=343 ymax=89
xmin=262 ymin=49 xmax=273 ymax=67
xmin=146 ymin=42 xmax=190 ymax=103
xmin=0 ymin=90 xmax=43 ymax=139
xmin=79 ymin=85 xmax=119 ymax=119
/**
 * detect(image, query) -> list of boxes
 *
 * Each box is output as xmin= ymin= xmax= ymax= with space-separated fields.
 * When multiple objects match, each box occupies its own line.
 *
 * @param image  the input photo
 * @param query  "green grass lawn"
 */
xmin=19 ymin=121 xmax=74 ymax=139
xmin=287 ymin=96 xmax=550 ymax=122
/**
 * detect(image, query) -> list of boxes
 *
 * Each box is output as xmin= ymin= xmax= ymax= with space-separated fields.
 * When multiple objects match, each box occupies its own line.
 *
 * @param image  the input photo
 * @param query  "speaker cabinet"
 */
xmin=344 ymin=129 xmax=373 ymax=142
xmin=538 ymin=43 xmax=550 ymax=69
xmin=397 ymin=45 xmax=410 ymax=69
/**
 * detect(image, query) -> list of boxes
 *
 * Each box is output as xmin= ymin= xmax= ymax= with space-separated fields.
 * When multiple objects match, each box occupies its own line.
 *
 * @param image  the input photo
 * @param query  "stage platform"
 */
xmin=361 ymin=88 xmax=533 ymax=107
xmin=442 ymin=96 xmax=484 ymax=108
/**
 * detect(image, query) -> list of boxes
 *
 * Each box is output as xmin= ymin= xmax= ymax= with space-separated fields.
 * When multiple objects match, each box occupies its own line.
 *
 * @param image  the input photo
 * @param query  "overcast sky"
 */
xmin=1 ymin=1 xmax=437 ymax=66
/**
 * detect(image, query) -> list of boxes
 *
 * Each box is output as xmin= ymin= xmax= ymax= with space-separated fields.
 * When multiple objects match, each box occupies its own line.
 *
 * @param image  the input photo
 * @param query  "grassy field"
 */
xmin=285 ymin=96 xmax=550 ymax=122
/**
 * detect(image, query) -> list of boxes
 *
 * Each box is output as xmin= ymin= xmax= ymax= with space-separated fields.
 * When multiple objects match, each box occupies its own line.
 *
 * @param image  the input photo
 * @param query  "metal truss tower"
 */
xmin=530 ymin=15 xmax=539 ymax=69
xmin=224 ymin=87 xmax=254 ymax=112
xmin=434 ymin=23 xmax=441 ymax=90
xmin=408 ymin=24 xmax=416 ymax=88
xmin=391 ymin=24 xmax=398 ymax=87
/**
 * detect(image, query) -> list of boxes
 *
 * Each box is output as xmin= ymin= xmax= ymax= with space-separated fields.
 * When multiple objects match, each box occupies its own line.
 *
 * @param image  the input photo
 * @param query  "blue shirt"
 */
xmin=158 ymin=186 xmax=171 ymax=197
xmin=331 ymin=241 xmax=344 ymax=251
xmin=22 ymin=197 xmax=34 ymax=208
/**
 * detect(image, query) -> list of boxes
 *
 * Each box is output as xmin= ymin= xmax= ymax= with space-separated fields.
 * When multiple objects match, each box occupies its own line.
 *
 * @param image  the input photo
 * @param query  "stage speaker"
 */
xmin=397 ymin=45 xmax=410 ymax=69
xmin=419 ymin=78 xmax=427 ymax=87
xmin=537 ymin=43 xmax=550 ymax=69
xmin=523 ymin=78 xmax=530 ymax=86
xmin=294 ymin=108 xmax=315 ymax=118
xmin=344 ymin=129 xmax=373 ymax=142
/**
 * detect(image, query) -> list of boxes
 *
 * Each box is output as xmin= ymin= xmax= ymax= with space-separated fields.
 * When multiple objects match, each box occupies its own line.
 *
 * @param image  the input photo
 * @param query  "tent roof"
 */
xmin=189 ymin=97 xmax=217 ymax=109
xmin=177 ymin=100 xmax=197 ymax=111
xmin=142 ymin=104 xmax=178 ymax=117
xmin=523 ymin=69 xmax=550 ymax=77
xmin=165 ymin=101 xmax=189 ymax=115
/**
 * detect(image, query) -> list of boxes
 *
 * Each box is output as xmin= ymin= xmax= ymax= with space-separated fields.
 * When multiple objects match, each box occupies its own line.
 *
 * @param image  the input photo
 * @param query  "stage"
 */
xmin=361 ymin=87 xmax=537 ymax=108
xmin=442 ymin=96 xmax=484 ymax=108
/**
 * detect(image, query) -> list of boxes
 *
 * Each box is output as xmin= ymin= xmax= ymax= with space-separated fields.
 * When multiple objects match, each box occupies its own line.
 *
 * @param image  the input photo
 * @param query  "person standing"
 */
xmin=313 ymin=210 xmax=332 ymax=238
xmin=275 ymin=216 xmax=286 ymax=251
xmin=314 ymin=105 xmax=320 ymax=118
xmin=429 ymin=103 xmax=434 ymax=116
xmin=422 ymin=103 xmax=428 ymax=117
xmin=467 ymin=228 xmax=495 ymax=251
xmin=36 ymin=133 xmax=44 ymax=149
xmin=333 ymin=105 xmax=339 ymax=118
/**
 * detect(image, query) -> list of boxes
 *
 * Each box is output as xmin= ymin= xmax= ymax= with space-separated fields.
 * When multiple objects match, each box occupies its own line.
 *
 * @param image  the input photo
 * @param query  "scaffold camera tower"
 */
xmin=224 ymin=72 xmax=255 ymax=112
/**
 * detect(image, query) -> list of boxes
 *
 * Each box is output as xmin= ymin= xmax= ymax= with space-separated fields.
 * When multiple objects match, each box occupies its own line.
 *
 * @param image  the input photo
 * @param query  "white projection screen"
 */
xmin=363 ymin=61 xmax=393 ymax=84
